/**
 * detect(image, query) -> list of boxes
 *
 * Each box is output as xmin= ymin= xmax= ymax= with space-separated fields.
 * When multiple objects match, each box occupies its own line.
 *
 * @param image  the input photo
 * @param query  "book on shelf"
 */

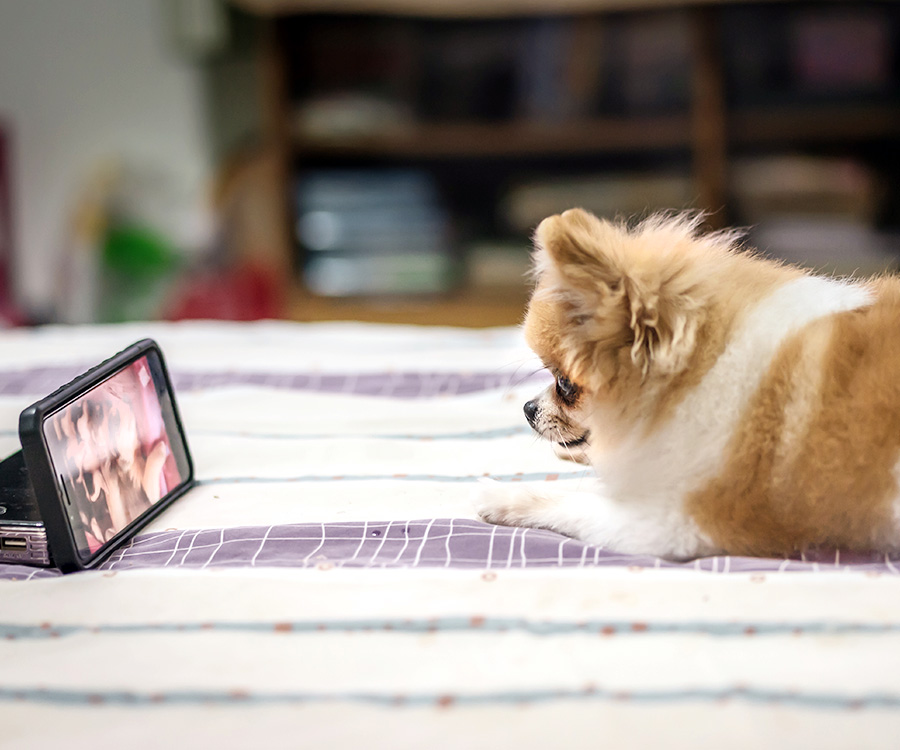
xmin=295 ymin=169 xmax=457 ymax=297
xmin=501 ymin=171 xmax=696 ymax=233
xmin=732 ymin=154 xmax=897 ymax=276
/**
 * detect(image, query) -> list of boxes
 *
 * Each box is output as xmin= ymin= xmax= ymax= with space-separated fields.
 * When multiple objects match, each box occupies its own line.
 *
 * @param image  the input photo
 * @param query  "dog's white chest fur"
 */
xmin=599 ymin=276 xmax=873 ymax=505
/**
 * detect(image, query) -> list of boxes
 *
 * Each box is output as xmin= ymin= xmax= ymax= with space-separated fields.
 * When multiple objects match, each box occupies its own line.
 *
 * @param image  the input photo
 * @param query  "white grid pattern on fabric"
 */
xmin=5 ymin=518 xmax=900 ymax=579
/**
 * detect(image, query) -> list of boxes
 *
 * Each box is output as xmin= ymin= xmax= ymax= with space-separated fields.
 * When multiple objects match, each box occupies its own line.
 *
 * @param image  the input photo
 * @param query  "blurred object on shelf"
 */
xmin=55 ymin=160 xmax=211 ymax=324
xmin=518 ymin=18 xmax=573 ymax=123
xmin=287 ymin=12 xmax=691 ymax=129
xmin=602 ymin=10 xmax=691 ymax=116
xmin=723 ymin=4 xmax=897 ymax=107
xmin=465 ymin=240 xmax=531 ymax=291
xmin=556 ymin=16 xmax=606 ymax=120
xmin=287 ymin=15 xmax=417 ymax=143
xmin=295 ymin=92 xmax=413 ymax=141
xmin=791 ymin=7 xmax=892 ymax=98
xmin=54 ymin=147 xmax=289 ymax=324
xmin=731 ymin=154 xmax=882 ymax=224
xmin=167 ymin=147 xmax=288 ymax=320
xmin=419 ymin=21 xmax=522 ymax=121
xmin=287 ymin=15 xmax=418 ymax=133
xmin=518 ymin=17 xmax=605 ymax=123
xmin=166 ymin=259 xmax=283 ymax=320
xmin=296 ymin=169 xmax=457 ymax=297
xmin=502 ymin=171 xmax=694 ymax=232
xmin=750 ymin=217 xmax=899 ymax=277
xmin=733 ymin=153 xmax=895 ymax=277
xmin=99 ymin=162 xmax=208 ymax=323
xmin=101 ymin=221 xmax=181 ymax=322
xmin=0 ymin=122 xmax=24 ymax=326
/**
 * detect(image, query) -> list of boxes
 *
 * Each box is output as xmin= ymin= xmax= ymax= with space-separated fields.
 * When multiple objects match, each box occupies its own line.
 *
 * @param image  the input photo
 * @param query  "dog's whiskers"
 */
xmin=552 ymin=426 xmax=581 ymax=465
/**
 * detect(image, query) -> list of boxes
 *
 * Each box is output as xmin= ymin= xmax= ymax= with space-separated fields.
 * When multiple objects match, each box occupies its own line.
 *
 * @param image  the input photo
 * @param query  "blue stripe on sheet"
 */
xmin=0 ymin=368 xmax=549 ymax=398
xmin=2 ymin=618 xmax=899 ymax=639
xmin=2 ymin=519 xmax=899 ymax=580
xmin=0 ymin=685 xmax=898 ymax=711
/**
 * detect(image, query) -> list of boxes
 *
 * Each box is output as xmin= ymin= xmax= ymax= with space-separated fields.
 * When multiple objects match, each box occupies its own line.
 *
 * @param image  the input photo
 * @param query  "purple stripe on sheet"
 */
xmin=0 ymin=368 xmax=548 ymax=398
xmin=3 ymin=520 xmax=900 ymax=580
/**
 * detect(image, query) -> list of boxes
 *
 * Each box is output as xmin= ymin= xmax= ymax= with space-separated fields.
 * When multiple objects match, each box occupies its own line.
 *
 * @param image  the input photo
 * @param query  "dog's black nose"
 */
xmin=523 ymin=400 xmax=539 ymax=428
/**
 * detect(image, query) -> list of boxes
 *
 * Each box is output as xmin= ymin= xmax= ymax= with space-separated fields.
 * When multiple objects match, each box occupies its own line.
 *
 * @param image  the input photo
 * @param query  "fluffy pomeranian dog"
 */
xmin=476 ymin=208 xmax=900 ymax=559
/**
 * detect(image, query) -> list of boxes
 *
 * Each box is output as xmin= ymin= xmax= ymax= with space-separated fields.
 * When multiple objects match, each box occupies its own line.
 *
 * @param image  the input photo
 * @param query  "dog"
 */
xmin=476 ymin=208 xmax=900 ymax=559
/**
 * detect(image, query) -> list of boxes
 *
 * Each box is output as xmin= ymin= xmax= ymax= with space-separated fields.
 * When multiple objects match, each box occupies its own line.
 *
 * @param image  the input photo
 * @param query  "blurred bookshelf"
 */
xmin=230 ymin=0 xmax=900 ymax=326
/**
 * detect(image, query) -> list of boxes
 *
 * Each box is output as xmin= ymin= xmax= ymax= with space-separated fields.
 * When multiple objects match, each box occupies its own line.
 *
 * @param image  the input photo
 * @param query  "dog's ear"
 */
xmin=624 ymin=272 xmax=704 ymax=379
xmin=533 ymin=208 xmax=624 ymax=296
xmin=534 ymin=209 xmax=707 ymax=380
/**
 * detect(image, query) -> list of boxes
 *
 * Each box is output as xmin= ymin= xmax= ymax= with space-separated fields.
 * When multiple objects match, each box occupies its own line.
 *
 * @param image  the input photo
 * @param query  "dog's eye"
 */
xmin=555 ymin=376 xmax=579 ymax=404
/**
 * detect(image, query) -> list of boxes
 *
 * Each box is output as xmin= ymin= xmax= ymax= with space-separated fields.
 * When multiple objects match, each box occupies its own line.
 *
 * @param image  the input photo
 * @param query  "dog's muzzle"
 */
xmin=524 ymin=399 xmax=589 ymax=449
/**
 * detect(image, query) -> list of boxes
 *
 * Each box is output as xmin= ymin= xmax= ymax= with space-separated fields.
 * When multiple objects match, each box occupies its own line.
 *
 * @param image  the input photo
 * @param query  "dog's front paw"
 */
xmin=473 ymin=478 xmax=545 ymax=528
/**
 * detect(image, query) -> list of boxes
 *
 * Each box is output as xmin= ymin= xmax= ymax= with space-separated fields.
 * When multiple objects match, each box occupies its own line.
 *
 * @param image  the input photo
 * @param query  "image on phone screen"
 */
xmin=41 ymin=354 xmax=188 ymax=561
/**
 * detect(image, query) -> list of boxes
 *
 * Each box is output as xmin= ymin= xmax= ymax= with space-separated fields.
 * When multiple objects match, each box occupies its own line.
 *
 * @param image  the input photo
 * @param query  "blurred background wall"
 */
xmin=0 ymin=0 xmax=213 ymax=321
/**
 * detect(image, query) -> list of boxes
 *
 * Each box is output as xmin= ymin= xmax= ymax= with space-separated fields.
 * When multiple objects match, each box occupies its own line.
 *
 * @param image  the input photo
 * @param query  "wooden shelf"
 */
xmin=293 ymin=104 xmax=900 ymax=160
xmin=233 ymin=0 xmax=794 ymax=18
xmin=288 ymin=285 xmax=529 ymax=327
xmin=731 ymin=104 xmax=900 ymax=146
xmin=293 ymin=116 xmax=694 ymax=159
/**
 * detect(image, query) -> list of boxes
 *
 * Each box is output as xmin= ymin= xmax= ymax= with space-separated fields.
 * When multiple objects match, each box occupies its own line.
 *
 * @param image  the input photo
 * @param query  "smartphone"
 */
xmin=0 ymin=339 xmax=194 ymax=572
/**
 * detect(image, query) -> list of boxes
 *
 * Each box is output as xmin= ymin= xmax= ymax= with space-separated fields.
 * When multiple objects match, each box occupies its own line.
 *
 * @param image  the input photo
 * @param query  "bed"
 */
xmin=1 ymin=319 xmax=900 ymax=748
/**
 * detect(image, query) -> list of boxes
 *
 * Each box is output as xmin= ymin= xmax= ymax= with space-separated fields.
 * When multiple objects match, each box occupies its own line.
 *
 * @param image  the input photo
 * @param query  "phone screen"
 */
xmin=41 ymin=352 xmax=191 ymax=562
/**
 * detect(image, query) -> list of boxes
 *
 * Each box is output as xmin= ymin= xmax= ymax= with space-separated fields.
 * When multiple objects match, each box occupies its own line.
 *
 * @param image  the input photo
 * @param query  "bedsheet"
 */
xmin=1 ymin=320 xmax=900 ymax=748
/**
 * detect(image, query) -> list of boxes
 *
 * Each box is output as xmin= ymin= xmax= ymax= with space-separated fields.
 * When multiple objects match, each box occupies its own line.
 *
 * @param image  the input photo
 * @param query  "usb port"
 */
xmin=0 ymin=537 xmax=27 ymax=551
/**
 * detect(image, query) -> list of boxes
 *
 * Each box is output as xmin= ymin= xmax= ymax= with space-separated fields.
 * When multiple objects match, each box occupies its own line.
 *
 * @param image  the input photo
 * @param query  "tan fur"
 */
xmin=688 ymin=279 xmax=900 ymax=555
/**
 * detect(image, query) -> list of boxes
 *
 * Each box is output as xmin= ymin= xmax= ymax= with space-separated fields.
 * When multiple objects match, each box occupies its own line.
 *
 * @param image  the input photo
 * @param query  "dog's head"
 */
xmin=522 ymin=208 xmax=734 ymax=461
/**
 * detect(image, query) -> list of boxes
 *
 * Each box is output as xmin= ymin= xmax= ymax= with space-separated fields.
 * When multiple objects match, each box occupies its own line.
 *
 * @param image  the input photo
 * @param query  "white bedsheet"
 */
xmin=1 ymin=320 xmax=899 ymax=748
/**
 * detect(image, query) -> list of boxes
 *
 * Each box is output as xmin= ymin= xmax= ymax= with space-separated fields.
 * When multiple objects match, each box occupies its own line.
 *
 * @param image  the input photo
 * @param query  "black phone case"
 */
xmin=18 ymin=339 xmax=195 ymax=573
